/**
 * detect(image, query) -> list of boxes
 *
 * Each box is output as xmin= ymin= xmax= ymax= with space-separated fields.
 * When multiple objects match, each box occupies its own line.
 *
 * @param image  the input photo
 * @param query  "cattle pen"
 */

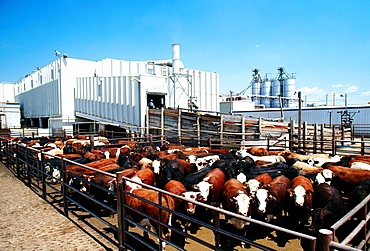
xmin=1 ymin=135 xmax=370 ymax=251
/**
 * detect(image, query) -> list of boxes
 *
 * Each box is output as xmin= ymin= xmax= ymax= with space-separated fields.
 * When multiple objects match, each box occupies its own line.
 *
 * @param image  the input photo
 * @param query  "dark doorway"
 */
xmin=147 ymin=94 xmax=165 ymax=109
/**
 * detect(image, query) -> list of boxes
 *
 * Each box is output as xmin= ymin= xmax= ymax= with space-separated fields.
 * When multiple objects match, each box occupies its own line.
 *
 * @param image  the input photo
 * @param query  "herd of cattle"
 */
xmin=3 ymin=135 xmax=370 ymax=249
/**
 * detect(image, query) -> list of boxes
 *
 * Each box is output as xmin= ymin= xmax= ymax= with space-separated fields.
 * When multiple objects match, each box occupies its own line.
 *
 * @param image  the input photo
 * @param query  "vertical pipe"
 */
xmin=320 ymin=124 xmax=324 ymax=152
xmin=303 ymin=122 xmax=307 ymax=152
xmin=298 ymin=91 xmax=302 ymax=151
xmin=40 ymin=150 xmax=46 ymax=200
xmin=317 ymin=229 xmax=333 ymax=251
xmin=116 ymin=171 xmax=127 ymax=251
xmin=332 ymin=125 xmax=336 ymax=155
xmin=26 ymin=148 xmax=31 ymax=187
xmin=314 ymin=123 xmax=318 ymax=153
xmin=178 ymin=109 xmax=182 ymax=145
xmin=161 ymin=107 xmax=164 ymax=137
xmin=61 ymin=157 xmax=69 ymax=217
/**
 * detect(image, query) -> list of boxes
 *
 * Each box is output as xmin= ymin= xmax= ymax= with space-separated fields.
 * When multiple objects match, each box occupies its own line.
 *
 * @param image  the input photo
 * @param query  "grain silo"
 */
xmin=260 ymin=79 xmax=271 ymax=108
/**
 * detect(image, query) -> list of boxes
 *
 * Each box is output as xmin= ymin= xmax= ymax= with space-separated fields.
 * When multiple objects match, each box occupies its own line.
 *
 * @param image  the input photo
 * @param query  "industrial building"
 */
xmin=0 ymin=82 xmax=21 ymax=129
xmin=14 ymin=44 xmax=219 ymax=134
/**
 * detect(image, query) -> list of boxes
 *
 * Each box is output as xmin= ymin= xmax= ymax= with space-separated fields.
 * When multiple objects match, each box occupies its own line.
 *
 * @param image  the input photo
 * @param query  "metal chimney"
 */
xmin=172 ymin=44 xmax=184 ymax=74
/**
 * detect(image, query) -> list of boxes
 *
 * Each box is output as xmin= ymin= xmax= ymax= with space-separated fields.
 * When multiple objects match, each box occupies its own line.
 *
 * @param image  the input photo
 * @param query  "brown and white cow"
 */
xmin=192 ymin=168 xmax=226 ymax=206
xmin=222 ymin=178 xmax=251 ymax=230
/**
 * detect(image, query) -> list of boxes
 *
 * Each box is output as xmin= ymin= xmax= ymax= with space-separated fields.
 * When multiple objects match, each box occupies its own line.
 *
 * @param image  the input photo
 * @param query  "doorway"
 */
xmin=147 ymin=94 xmax=165 ymax=109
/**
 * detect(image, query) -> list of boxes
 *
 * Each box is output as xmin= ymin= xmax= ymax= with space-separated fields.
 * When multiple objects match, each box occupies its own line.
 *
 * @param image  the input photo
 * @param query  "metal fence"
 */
xmin=0 ymin=138 xmax=369 ymax=251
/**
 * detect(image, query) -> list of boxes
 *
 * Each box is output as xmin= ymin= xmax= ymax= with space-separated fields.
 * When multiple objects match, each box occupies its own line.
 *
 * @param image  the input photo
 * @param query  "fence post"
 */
xmin=26 ymin=147 xmax=31 ymax=187
xmin=61 ymin=157 xmax=69 ymax=217
xmin=303 ymin=122 xmax=307 ymax=152
xmin=289 ymin=119 xmax=294 ymax=151
xmin=313 ymin=123 xmax=318 ymax=153
xmin=361 ymin=136 xmax=365 ymax=155
xmin=116 ymin=171 xmax=127 ymax=251
xmin=316 ymin=229 xmax=333 ymax=251
xmin=332 ymin=126 xmax=336 ymax=155
xmin=320 ymin=124 xmax=324 ymax=153
xmin=40 ymin=150 xmax=46 ymax=200
xmin=178 ymin=109 xmax=182 ymax=145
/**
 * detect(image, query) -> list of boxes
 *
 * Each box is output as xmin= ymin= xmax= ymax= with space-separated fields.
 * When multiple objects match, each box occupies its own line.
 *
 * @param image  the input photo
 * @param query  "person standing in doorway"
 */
xmin=148 ymin=99 xmax=155 ymax=109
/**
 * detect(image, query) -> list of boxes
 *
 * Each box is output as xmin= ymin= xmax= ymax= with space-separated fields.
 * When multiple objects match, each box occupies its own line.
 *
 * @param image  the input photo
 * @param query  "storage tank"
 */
xmin=252 ymin=80 xmax=261 ymax=105
xmin=271 ymin=80 xmax=282 ymax=108
xmin=172 ymin=44 xmax=184 ymax=74
xmin=283 ymin=78 xmax=296 ymax=107
xmin=260 ymin=80 xmax=271 ymax=108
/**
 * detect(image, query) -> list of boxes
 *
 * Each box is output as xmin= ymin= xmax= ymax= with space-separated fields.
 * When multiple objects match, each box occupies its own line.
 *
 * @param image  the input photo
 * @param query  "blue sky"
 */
xmin=1 ymin=0 xmax=369 ymax=106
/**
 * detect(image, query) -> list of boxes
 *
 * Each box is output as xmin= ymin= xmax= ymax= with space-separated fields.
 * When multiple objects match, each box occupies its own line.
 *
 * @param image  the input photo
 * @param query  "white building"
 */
xmin=0 ymin=82 xmax=21 ymax=129
xmin=14 ymin=44 xmax=220 ymax=133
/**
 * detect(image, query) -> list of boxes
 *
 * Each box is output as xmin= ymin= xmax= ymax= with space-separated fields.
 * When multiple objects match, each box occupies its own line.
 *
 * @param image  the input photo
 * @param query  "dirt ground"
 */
xmin=0 ymin=162 xmax=117 ymax=251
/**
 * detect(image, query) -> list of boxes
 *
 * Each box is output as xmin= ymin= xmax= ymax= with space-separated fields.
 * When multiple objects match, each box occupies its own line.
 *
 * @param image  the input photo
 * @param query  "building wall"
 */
xmin=0 ymin=82 xmax=16 ymax=102
xmin=0 ymin=102 xmax=21 ymax=128
xmin=235 ymin=105 xmax=368 ymax=125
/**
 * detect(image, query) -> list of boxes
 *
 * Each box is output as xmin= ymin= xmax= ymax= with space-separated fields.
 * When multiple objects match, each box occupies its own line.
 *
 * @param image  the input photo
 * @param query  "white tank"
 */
xmin=271 ymin=80 xmax=282 ymax=108
xmin=283 ymin=78 xmax=296 ymax=107
xmin=260 ymin=80 xmax=271 ymax=108
xmin=252 ymin=80 xmax=261 ymax=105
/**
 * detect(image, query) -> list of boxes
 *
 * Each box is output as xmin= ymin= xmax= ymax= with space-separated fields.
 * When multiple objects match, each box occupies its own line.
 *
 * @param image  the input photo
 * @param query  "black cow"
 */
xmin=309 ymin=183 xmax=347 ymax=234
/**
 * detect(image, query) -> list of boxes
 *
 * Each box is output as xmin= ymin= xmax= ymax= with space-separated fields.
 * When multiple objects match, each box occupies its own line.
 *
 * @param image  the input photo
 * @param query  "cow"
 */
xmin=182 ymin=165 xmax=216 ymax=191
xmin=221 ymin=178 xmax=251 ymax=249
xmin=222 ymin=178 xmax=251 ymax=229
xmin=287 ymin=176 xmax=314 ymax=229
xmin=235 ymin=150 xmax=286 ymax=163
xmin=163 ymin=180 xmax=202 ymax=248
xmin=136 ymin=168 xmax=156 ymax=186
xmin=284 ymin=158 xmax=323 ymax=180
xmin=124 ymin=187 xmax=175 ymax=250
xmin=309 ymin=183 xmax=347 ymax=235
xmin=245 ymin=173 xmax=273 ymax=196
xmin=192 ymin=168 xmax=226 ymax=206
xmin=326 ymin=164 xmax=370 ymax=193
xmin=254 ymin=175 xmax=290 ymax=223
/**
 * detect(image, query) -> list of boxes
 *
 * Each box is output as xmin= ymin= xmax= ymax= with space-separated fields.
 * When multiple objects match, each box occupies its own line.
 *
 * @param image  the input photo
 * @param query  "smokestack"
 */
xmin=172 ymin=44 xmax=184 ymax=74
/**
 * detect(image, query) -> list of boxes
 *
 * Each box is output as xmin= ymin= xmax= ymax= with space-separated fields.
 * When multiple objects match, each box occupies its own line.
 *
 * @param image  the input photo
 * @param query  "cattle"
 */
xmin=136 ymin=168 xmax=156 ymax=186
xmin=164 ymin=180 xmax=201 ymax=215
xmin=124 ymin=187 xmax=175 ymax=250
xmin=349 ymin=179 xmax=370 ymax=211
xmin=156 ymin=159 xmax=185 ymax=189
xmin=315 ymin=169 xmax=333 ymax=186
xmin=182 ymin=165 xmax=216 ymax=191
xmin=245 ymin=173 xmax=273 ymax=196
xmin=280 ymin=151 xmax=331 ymax=161
xmin=240 ymin=161 xmax=287 ymax=180
xmin=192 ymin=168 xmax=226 ymax=205
xmin=284 ymin=158 xmax=323 ymax=180
xmin=188 ymin=154 xmax=220 ymax=171
xmin=326 ymin=164 xmax=370 ymax=192
xmin=309 ymin=183 xmax=346 ymax=234
xmin=246 ymin=147 xmax=269 ymax=156
xmin=287 ymin=176 xmax=313 ymax=229
xmin=222 ymin=179 xmax=251 ymax=230
xmin=254 ymin=175 xmax=290 ymax=222
xmin=306 ymin=155 xmax=342 ymax=167
xmin=235 ymin=150 xmax=286 ymax=163
xmin=350 ymin=161 xmax=370 ymax=171
xmin=220 ymin=178 xmax=251 ymax=249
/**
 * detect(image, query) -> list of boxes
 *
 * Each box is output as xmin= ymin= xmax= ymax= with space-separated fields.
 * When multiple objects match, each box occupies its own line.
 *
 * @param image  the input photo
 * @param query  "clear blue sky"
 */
xmin=1 ymin=0 xmax=369 ymax=106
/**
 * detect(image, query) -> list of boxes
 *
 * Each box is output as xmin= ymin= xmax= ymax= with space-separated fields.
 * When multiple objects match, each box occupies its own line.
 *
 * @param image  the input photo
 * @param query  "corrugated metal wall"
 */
xmin=236 ymin=105 xmax=369 ymax=125
xmin=76 ymin=76 xmax=141 ymax=127
xmin=15 ymin=80 xmax=60 ymax=118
